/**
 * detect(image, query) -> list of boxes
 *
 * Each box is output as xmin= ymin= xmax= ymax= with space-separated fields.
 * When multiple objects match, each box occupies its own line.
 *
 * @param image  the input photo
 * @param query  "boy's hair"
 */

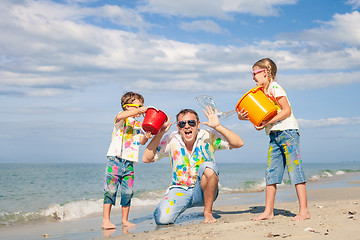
xmin=121 ymin=92 xmax=144 ymax=110
xmin=176 ymin=109 xmax=199 ymax=122
xmin=253 ymin=58 xmax=277 ymax=80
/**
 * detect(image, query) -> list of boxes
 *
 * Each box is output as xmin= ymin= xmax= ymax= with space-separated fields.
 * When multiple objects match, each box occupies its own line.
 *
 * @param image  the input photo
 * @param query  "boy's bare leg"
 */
xmin=102 ymin=204 xmax=117 ymax=229
xmin=292 ymin=182 xmax=311 ymax=221
xmin=253 ymin=184 xmax=276 ymax=221
xmin=121 ymin=206 xmax=136 ymax=227
xmin=201 ymin=167 xmax=219 ymax=224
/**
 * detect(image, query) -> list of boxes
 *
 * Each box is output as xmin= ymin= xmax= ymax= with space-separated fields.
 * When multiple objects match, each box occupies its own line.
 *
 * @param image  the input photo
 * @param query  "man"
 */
xmin=143 ymin=107 xmax=244 ymax=224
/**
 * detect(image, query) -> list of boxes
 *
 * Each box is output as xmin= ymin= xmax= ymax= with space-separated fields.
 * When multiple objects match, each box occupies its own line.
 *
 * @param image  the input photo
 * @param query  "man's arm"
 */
xmin=143 ymin=117 xmax=172 ymax=163
xmin=202 ymin=106 xmax=244 ymax=149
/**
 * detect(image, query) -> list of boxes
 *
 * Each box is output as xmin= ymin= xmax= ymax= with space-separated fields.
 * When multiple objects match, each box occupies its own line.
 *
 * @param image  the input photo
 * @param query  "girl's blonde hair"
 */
xmin=253 ymin=58 xmax=277 ymax=81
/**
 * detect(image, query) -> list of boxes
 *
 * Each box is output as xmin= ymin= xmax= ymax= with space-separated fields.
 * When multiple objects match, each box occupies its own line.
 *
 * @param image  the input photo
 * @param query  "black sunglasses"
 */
xmin=177 ymin=120 xmax=197 ymax=128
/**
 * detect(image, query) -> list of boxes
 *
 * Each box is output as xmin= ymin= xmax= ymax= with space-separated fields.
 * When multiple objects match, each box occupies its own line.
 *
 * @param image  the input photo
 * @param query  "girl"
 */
xmin=238 ymin=58 xmax=310 ymax=221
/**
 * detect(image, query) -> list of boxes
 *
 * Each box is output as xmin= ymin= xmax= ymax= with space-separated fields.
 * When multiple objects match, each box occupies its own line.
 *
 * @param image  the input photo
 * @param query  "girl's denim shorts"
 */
xmin=266 ymin=129 xmax=306 ymax=185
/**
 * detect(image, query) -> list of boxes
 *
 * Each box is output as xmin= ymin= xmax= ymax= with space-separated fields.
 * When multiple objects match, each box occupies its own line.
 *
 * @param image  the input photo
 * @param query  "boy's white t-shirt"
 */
xmin=265 ymin=82 xmax=299 ymax=135
xmin=106 ymin=114 xmax=143 ymax=162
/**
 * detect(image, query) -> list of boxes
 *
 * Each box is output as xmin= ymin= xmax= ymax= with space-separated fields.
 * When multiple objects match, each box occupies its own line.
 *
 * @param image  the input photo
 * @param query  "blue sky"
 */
xmin=0 ymin=0 xmax=359 ymax=164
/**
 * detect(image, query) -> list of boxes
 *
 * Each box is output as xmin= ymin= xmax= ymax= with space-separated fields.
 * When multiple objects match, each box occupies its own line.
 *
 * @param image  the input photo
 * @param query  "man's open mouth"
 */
xmin=184 ymin=130 xmax=192 ymax=137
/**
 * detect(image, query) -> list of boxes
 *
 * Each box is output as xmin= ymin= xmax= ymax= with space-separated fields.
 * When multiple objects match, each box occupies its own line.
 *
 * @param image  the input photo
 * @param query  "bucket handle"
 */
xmin=251 ymin=86 xmax=263 ymax=94
xmin=146 ymin=106 xmax=159 ymax=111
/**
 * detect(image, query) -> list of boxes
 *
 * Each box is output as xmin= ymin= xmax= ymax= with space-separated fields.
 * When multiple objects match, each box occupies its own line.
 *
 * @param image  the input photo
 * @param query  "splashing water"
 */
xmin=195 ymin=95 xmax=237 ymax=120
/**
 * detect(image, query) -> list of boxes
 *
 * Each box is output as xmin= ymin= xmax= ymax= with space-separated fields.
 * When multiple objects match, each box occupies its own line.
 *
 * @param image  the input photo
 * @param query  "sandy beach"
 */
xmin=107 ymin=178 xmax=360 ymax=240
xmin=2 ymin=172 xmax=359 ymax=240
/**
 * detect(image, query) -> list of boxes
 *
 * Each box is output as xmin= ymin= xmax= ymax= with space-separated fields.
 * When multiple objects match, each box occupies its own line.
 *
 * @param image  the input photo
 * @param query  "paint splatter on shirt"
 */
xmin=154 ymin=129 xmax=229 ymax=189
xmin=106 ymin=113 xmax=143 ymax=162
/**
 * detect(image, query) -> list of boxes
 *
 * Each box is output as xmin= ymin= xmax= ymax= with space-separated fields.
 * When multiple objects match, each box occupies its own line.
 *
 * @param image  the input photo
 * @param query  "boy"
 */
xmin=102 ymin=92 xmax=150 ymax=229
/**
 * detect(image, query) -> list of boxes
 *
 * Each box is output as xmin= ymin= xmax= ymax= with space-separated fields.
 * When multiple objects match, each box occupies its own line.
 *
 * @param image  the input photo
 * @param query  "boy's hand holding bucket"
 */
xmin=142 ymin=107 xmax=168 ymax=135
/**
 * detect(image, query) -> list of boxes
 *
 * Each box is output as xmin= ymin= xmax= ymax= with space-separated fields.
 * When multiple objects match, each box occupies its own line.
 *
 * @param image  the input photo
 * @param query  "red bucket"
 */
xmin=142 ymin=107 xmax=168 ymax=135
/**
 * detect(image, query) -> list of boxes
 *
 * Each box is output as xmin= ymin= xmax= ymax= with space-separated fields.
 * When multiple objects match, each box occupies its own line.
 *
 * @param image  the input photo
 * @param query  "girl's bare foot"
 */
xmin=102 ymin=220 xmax=116 ymax=230
xmin=204 ymin=212 xmax=217 ymax=223
xmin=252 ymin=212 xmax=274 ymax=221
xmin=292 ymin=211 xmax=311 ymax=221
xmin=122 ymin=220 xmax=136 ymax=228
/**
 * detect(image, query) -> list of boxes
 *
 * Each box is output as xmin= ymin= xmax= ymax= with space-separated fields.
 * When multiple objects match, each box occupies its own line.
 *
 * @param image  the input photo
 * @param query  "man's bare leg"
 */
xmin=253 ymin=184 xmax=276 ymax=221
xmin=201 ymin=167 xmax=219 ymax=224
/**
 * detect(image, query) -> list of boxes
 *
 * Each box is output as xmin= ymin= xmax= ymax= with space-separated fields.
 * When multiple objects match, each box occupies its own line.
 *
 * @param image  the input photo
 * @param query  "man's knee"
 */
xmin=203 ymin=167 xmax=217 ymax=178
xmin=154 ymin=207 xmax=175 ymax=225
xmin=198 ymin=162 xmax=219 ymax=179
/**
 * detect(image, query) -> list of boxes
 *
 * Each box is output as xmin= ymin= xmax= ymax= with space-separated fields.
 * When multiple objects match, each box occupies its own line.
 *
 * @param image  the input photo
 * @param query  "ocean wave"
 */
xmin=308 ymin=168 xmax=360 ymax=183
xmin=219 ymin=179 xmax=267 ymax=193
xmin=0 ymin=195 xmax=162 ymax=226
xmin=1 ymin=167 xmax=359 ymax=227
xmin=40 ymin=199 xmax=103 ymax=221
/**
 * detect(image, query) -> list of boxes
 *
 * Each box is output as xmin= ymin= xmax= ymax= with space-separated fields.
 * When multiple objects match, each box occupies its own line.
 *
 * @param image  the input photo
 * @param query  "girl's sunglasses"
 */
xmin=123 ymin=104 xmax=143 ymax=108
xmin=177 ymin=120 xmax=197 ymax=128
xmin=252 ymin=69 xmax=266 ymax=78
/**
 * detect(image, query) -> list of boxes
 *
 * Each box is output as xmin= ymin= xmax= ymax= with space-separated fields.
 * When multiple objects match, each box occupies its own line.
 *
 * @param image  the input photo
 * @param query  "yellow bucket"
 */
xmin=235 ymin=86 xmax=277 ymax=127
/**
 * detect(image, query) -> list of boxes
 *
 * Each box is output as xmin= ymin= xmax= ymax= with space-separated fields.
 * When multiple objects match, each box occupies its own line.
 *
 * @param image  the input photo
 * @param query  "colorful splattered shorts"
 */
xmin=154 ymin=162 xmax=219 ymax=225
xmin=266 ymin=129 xmax=306 ymax=185
xmin=103 ymin=156 xmax=134 ymax=207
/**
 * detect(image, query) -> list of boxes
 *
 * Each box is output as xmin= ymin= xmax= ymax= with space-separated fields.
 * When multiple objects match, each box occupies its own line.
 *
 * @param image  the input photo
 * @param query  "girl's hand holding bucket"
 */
xmin=236 ymin=108 xmax=249 ymax=121
xmin=235 ymin=86 xmax=277 ymax=127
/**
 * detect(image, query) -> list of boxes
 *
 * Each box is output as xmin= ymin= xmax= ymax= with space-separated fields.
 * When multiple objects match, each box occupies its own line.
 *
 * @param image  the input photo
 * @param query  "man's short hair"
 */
xmin=176 ymin=109 xmax=199 ymax=122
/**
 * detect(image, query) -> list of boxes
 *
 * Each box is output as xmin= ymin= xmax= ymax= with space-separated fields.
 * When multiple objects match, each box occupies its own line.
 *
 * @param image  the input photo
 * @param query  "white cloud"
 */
xmin=89 ymin=5 xmax=149 ymax=29
xmin=278 ymin=71 xmax=360 ymax=89
xmin=139 ymin=0 xmax=297 ymax=18
xmin=222 ymin=0 xmax=297 ymax=17
xmin=346 ymin=0 xmax=360 ymax=9
xmin=306 ymin=11 xmax=360 ymax=46
xmin=1 ymin=0 xmax=360 ymax=97
xmin=297 ymin=117 xmax=360 ymax=128
xmin=139 ymin=0 xmax=230 ymax=19
xmin=179 ymin=20 xmax=223 ymax=33
xmin=281 ymin=11 xmax=360 ymax=47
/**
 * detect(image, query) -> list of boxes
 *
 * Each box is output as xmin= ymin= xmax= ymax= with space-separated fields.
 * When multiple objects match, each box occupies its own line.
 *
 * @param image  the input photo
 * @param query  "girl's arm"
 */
xmin=255 ymin=96 xmax=291 ymax=130
xmin=267 ymin=96 xmax=291 ymax=124
xmin=236 ymin=108 xmax=249 ymax=121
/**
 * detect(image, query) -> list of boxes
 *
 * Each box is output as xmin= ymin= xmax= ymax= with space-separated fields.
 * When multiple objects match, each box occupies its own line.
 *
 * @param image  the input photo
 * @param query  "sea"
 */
xmin=1 ymin=161 xmax=359 ymax=230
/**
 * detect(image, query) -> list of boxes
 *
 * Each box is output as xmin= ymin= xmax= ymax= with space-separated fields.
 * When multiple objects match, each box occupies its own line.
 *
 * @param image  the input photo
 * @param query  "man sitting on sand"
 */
xmin=143 ymin=107 xmax=244 ymax=224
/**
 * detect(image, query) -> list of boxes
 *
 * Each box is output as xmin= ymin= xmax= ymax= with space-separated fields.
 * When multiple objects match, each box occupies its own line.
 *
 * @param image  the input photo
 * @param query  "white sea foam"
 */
xmin=131 ymin=197 xmax=162 ymax=207
xmin=335 ymin=170 xmax=345 ymax=175
xmin=321 ymin=171 xmax=333 ymax=178
xmin=310 ymin=175 xmax=320 ymax=180
xmin=41 ymin=199 xmax=103 ymax=221
xmin=39 ymin=196 xmax=162 ymax=222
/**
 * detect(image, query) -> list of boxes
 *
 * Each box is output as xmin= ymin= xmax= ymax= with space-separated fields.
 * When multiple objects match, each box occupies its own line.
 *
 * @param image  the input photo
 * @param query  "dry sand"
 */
xmin=106 ymin=186 xmax=360 ymax=240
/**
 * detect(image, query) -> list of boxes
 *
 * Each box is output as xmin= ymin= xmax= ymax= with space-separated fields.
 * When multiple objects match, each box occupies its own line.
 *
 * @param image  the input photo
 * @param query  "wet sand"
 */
xmin=107 ymin=175 xmax=360 ymax=240
xmin=2 ymin=173 xmax=359 ymax=240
